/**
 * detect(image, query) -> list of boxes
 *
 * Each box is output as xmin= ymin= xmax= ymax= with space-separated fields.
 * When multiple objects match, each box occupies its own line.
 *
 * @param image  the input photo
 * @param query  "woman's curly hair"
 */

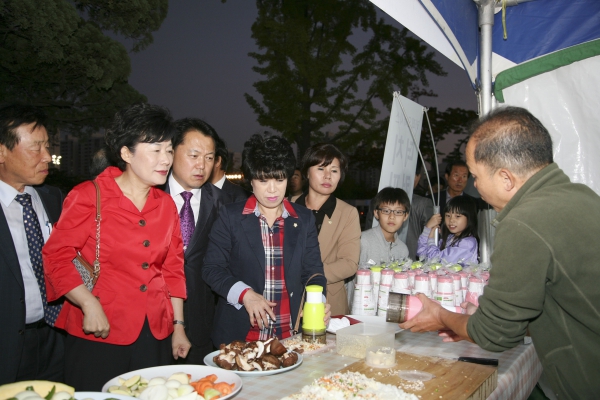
xmin=242 ymin=134 xmax=296 ymax=182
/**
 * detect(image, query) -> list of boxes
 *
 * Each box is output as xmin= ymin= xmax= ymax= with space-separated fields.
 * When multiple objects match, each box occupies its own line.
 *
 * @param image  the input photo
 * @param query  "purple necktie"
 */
xmin=179 ymin=191 xmax=195 ymax=249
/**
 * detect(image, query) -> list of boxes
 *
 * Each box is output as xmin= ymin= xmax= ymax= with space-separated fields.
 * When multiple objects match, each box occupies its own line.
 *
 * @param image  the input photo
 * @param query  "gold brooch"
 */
xmin=294 ymin=223 xmax=298 ymax=227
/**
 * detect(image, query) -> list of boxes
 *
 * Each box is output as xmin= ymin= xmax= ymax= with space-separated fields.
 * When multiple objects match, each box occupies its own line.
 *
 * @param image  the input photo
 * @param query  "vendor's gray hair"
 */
xmin=469 ymin=106 xmax=553 ymax=177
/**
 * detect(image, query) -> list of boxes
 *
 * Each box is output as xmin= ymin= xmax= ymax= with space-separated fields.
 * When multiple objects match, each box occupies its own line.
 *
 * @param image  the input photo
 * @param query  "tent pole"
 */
xmin=473 ymin=0 xmax=497 ymax=265
xmin=475 ymin=0 xmax=495 ymax=116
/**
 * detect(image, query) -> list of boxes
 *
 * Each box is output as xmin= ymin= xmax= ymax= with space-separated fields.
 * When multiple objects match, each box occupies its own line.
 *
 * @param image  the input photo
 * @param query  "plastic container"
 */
xmin=414 ymin=274 xmax=431 ymax=298
xmin=385 ymin=293 xmax=423 ymax=323
xmin=336 ymin=324 xmax=396 ymax=358
xmin=365 ymin=345 xmax=397 ymax=368
xmin=351 ymin=284 xmax=376 ymax=316
xmin=392 ymin=272 xmax=409 ymax=294
xmin=435 ymin=276 xmax=454 ymax=307
xmin=356 ymin=269 xmax=371 ymax=285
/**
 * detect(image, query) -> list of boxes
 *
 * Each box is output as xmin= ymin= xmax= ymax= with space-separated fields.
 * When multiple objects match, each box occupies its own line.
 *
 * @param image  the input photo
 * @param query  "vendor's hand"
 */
xmin=81 ymin=299 xmax=110 ymax=339
xmin=460 ymin=301 xmax=478 ymax=315
xmin=171 ymin=325 xmax=191 ymax=360
xmin=425 ymin=214 xmax=442 ymax=229
xmin=399 ymin=293 xmax=445 ymax=333
xmin=243 ymin=290 xmax=277 ymax=330
xmin=438 ymin=329 xmax=465 ymax=342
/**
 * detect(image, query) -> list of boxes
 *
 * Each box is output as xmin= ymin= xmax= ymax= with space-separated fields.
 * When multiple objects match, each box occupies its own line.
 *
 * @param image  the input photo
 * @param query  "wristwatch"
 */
xmin=173 ymin=320 xmax=186 ymax=327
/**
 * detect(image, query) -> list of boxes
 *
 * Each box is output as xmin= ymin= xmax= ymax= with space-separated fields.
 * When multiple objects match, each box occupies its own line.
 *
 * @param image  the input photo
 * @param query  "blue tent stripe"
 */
xmin=492 ymin=0 xmax=600 ymax=65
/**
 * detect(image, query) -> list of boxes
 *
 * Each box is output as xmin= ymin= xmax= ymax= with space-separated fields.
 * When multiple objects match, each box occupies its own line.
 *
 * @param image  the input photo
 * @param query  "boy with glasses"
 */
xmin=359 ymin=187 xmax=411 ymax=265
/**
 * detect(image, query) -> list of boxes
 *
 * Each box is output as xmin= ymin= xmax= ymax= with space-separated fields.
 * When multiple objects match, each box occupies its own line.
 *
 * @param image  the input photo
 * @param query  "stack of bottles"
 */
xmin=351 ymin=258 xmax=491 ymax=316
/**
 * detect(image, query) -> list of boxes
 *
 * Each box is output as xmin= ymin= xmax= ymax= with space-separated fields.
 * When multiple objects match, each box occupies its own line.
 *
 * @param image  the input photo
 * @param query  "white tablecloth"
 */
xmin=233 ymin=331 xmax=542 ymax=400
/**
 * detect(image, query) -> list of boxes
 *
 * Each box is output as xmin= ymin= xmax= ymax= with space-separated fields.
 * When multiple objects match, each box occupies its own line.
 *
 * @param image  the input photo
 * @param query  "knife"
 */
xmin=457 ymin=357 xmax=499 ymax=366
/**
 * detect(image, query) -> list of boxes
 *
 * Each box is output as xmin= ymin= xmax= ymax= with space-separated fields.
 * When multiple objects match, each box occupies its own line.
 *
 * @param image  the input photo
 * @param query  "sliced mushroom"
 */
xmin=223 ymin=351 xmax=237 ymax=364
xmin=261 ymin=354 xmax=281 ymax=369
xmin=251 ymin=361 xmax=263 ymax=371
xmin=281 ymin=351 xmax=299 ymax=367
xmin=269 ymin=338 xmax=287 ymax=356
xmin=233 ymin=339 xmax=246 ymax=347
xmin=235 ymin=354 xmax=254 ymax=371
xmin=263 ymin=337 xmax=275 ymax=354
xmin=255 ymin=340 xmax=265 ymax=358
xmin=215 ymin=357 xmax=235 ymax=370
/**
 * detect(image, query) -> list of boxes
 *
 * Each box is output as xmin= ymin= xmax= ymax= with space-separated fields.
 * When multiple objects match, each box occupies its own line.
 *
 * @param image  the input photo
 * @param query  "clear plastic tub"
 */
xmin=365 ymin=345 xmax=396 ymax=368
xmin=336 ymin=323 xmax=395 ymax=358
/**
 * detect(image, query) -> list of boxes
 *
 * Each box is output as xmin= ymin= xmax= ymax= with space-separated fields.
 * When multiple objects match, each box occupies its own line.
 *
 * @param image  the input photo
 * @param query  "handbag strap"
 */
xmin=293 ymin=273 xmax=327 ymax=334
xmin=91 ymin=180 xmax=101 ymax=275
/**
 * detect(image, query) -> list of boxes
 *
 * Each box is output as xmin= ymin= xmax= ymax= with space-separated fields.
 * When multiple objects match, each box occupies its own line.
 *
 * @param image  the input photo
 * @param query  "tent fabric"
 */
xmin=495 ymin=39 xmax=600 ymax=102
xmin=491 ymin=0 xmax=600 ymax=69
xmin=502 ymin=55 xmax=600 ymax=193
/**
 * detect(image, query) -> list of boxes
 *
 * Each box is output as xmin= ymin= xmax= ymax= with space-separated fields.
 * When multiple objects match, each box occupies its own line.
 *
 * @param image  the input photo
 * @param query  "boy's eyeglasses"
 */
xmin=377 ymin=208 xmax=407 ymax=216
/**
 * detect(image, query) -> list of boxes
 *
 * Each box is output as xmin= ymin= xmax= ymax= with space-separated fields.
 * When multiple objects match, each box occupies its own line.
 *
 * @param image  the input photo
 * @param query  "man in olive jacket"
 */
xmin=400 ymin=106 xmax=600 ymax=399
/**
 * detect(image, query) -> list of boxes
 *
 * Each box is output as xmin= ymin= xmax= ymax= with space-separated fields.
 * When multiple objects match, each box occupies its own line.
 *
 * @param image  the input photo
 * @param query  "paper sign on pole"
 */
xmin=374 ymin=92 xmax=424 ymax=242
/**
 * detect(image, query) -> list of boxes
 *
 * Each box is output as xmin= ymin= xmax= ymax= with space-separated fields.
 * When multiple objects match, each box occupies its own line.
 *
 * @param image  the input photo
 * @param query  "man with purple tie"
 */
xmin=164 ymin=118 xmax=228 ymax=364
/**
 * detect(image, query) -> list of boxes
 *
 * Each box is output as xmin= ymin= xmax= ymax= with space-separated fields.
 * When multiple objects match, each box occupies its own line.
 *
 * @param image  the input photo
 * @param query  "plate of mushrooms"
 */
xmin=204 ymin=337 xmax=303 ymax=376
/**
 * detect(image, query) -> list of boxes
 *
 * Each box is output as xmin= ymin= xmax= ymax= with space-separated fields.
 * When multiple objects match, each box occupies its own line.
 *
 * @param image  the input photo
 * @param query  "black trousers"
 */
xmin=64 ymin=319 xmax=171 ymax=391
xmin=16 ymin=320 xmax=65 ymax=382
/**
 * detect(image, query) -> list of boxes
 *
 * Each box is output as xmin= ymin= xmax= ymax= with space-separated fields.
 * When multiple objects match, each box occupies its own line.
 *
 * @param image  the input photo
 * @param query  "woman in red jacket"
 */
xmin=43 ymin=104 xmax=190 ymax=390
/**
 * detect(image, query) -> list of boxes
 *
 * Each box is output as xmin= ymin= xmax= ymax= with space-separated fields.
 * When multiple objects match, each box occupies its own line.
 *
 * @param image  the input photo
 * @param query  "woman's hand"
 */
xmin=80 ymin=298 xmax=110 ymax=339
xmin=324 ymin=303 xmax=331 ymax=327
xmin=64 ymin=284 xmax=110 ymax=339
xmin=242 ymin=290 xmax=277 ymax=329
xmin=426 ymin=214 xmax=442 ymax=230
xmin=172 ymin=325 xmax=191 ymax=360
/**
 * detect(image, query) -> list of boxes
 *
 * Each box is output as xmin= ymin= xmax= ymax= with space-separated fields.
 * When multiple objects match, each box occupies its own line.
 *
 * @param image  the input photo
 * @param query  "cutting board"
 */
xmin=338 ymin=351 xmax=497 ymax=400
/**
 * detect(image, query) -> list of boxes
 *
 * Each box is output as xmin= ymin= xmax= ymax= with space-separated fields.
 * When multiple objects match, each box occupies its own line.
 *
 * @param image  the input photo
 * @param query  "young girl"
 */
xmin=417 ymin=196 xmax=479 ymax=264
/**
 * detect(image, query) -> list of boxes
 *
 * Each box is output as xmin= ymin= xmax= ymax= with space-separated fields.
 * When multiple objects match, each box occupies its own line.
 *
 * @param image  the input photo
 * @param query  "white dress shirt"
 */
xmin=213 ymin=174 xmax=226 ymax=190
xmin=0 ymin=180 xmax=49 ymax=323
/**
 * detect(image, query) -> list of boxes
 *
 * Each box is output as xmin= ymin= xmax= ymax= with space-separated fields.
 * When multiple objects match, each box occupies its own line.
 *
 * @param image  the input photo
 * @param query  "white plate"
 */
xmin=75 ymin=392 xmax=135 ymax=400
xmin=344 ymin=315 xmax=403 ymax=333
xmin=101 ymin=365 xmax=242 ymax=400
xmin=204 ymin=350 xmax=303 ymax=376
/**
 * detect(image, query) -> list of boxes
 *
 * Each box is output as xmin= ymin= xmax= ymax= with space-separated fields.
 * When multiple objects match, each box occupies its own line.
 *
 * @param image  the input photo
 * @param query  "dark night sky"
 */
xmin=124 ymin=1 xmax=477 ymax=153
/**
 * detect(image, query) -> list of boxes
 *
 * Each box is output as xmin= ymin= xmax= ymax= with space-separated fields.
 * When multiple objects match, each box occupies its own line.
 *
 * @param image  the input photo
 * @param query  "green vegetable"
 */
xmin=44 ymin=386 xmax=56 ymax=400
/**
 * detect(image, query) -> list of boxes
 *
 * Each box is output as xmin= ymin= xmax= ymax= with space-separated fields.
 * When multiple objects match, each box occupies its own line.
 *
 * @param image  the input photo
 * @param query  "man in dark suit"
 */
xmin=438 ymin=160 xmax=487 ymax=217
xmin=164 ymin=118 xmax=228 ymax=364
xmin=210 ymin=135 xmax=249 ymax=203
xmin=0 ymin=104 xmax=64 ymax=384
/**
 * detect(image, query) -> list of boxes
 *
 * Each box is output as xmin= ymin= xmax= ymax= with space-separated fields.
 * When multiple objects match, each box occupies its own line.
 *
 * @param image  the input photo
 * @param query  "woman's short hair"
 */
xmin=105 ymin=103 xmax=175 ymax=171
xmin=242 ymin=134 xmax=296 ymax=181
xmin=300 ymin=143 xmax=349 ymax=184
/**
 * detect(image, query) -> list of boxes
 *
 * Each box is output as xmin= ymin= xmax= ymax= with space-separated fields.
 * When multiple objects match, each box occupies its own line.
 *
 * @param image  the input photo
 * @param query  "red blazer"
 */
xmin=43 ymin=167 xmax=186 ymax=345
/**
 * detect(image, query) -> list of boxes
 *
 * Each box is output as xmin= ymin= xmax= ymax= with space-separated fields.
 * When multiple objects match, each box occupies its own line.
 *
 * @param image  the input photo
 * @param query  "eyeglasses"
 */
xmin=377 ymin=208 xmax=407 ymax=216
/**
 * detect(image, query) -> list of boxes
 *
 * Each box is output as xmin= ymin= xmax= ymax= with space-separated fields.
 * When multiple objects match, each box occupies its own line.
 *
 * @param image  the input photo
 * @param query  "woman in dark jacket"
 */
xmin=202 ymin=134 xmax=330 ymax=346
